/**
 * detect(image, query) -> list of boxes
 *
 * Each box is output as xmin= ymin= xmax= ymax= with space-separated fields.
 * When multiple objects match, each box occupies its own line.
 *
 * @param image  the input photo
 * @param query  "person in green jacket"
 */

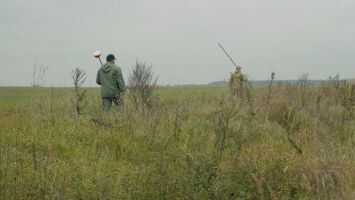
xmin=96 ymin=54 xmax=125 ymax=111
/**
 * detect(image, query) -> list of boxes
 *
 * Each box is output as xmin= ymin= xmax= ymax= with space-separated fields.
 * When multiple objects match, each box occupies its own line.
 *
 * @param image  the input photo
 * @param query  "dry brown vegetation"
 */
xmin=0 ymin=76 xmax=354 ymax=199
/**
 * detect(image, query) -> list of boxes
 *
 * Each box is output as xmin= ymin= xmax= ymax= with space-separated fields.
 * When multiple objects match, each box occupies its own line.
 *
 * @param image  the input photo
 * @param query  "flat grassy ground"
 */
xmin=0 ymin=85 xmax=354 ymax=199
xmin=0 ymin=87 xmax=226 ymax=108
xmin=0 ymin=87 xmax=96 ymax=109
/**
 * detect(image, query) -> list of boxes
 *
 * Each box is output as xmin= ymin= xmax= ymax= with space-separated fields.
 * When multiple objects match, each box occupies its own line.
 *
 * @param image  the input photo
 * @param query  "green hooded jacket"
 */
xmin=96 ymin=62 xmax=125 ymax=98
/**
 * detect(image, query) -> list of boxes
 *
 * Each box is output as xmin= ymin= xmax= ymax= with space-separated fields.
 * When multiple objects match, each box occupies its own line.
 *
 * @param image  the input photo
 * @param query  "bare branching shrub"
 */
xmin=263 ymin=72 xmax=276 ymax=118
xmin=211 ymin=98 xmax=238 ymax=161
xmin=71 ymin=67 xmax=87 ymax=117
xmin=268 ymin=72 xmax=276 ymax=94
xmin=32 ymin=63 xmax=48 ymax=87
xmin=321 ymin=75 xmax=349 ymax=107
xmin=243 ymin=76 xmax=255 ymax=110
xmin=263 ymin=81 xmax=308 ymax=154
xmin=297 ymin=73 xmax=309 ymax=106
xmin=172 ymin=104 xmax=187 ymax=142
xmin=128 ymin=60 xmax=158 ymax=114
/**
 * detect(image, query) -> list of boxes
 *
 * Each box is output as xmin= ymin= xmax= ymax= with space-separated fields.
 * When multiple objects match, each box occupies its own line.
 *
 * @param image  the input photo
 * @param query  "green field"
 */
xmin=0 ymin=84 xmax=354 ymax=199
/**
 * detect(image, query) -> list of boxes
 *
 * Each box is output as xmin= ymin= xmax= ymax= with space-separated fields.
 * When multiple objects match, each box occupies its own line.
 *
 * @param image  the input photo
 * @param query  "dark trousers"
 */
xmin=102 ymin=96 xmax=122 ymax=111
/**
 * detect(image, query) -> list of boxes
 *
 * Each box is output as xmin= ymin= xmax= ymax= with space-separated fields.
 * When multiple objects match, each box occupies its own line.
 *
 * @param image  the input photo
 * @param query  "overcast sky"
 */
xmin=0 ymin=0 xmax=354 ymax=86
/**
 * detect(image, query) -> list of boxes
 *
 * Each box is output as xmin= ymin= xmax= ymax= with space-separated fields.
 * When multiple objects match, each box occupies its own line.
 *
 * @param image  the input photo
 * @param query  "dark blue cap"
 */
xmin=106 ymin=54 xmax=117 ymax=62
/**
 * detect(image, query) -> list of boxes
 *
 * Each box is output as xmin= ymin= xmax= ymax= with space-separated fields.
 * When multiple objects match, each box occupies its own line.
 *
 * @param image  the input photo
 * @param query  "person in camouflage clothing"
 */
xmin=96 ymin=54 xmax=125 ymax=111
xmin=229 ymin=66 xmax=247 ymax=98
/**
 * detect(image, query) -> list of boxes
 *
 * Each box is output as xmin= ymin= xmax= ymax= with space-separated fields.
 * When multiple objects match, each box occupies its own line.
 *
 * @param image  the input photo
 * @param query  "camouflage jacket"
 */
xmin=229 ymin=71 xmax=246 ymax=89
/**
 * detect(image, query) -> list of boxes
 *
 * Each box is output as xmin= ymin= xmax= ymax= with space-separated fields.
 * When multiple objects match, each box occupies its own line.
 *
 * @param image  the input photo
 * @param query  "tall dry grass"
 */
xmin=0 ymin=77 xmax=354 ymax=199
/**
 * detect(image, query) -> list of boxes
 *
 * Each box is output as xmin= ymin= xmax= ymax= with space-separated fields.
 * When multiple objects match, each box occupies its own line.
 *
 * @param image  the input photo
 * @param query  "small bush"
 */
xmin=128 ymin=60 xmax=158 ymax=114
xmin=70 ymin=67 xmax=87 ymax=117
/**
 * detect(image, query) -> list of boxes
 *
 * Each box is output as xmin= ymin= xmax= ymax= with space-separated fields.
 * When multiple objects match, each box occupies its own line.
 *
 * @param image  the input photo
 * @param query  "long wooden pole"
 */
xmin=218 ymin=43 xmax=238 ymax=68
xmin=98 ymin=57 xmax=104 ymax=67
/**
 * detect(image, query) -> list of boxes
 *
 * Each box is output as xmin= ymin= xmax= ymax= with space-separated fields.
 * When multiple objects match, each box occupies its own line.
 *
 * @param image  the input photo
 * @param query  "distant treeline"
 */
xmin=163 ymin=79 xmax=355 ymax=88
xmin=207 ymin=80 xmax=327 ymax=87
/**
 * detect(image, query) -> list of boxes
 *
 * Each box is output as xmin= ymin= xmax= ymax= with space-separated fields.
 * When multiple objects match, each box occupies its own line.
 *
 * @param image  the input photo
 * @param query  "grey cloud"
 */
xmin=0 ymin=0 xmax=354 ymax=86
